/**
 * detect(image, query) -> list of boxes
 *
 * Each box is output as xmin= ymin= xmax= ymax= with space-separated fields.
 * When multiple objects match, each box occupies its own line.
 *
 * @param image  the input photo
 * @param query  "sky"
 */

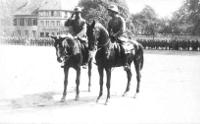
xmin=126 ymin=0 xmax=185 ymax=18
xmin=71 ymin=0 xmax=185 ymax=18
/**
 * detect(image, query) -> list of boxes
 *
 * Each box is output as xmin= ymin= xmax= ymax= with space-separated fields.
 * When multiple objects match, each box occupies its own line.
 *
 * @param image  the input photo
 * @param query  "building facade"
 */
xmin=13 ymin=0 xmax=75 ymax=37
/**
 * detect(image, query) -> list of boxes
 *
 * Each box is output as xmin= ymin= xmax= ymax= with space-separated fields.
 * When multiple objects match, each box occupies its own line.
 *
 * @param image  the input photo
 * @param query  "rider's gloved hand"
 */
xmin=74 ymin=36 xmax=78 ymax=39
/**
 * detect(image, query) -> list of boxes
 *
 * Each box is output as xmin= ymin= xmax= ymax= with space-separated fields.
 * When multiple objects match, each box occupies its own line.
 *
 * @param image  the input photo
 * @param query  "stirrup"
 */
xmin=82 ymin=64 xmax=88 ymax=69
xmin=93 ymin=62 xmax=98 ymax=66
xmin=123 ymin=66 xmax=130 ymax=71
xmin=123 ymin=63 xmax=130 ymax=71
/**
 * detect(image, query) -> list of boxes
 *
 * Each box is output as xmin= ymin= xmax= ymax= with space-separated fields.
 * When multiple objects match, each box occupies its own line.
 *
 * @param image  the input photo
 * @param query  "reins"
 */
xmin=95 ymin=39 xmax=110 ymax=47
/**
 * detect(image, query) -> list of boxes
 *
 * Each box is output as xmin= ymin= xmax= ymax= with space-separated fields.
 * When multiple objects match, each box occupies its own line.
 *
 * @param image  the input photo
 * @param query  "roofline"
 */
xmin=14 ymin=14 xmax=38 ymax=16
xmin=38 ymin=9 xmax=73 ymax=12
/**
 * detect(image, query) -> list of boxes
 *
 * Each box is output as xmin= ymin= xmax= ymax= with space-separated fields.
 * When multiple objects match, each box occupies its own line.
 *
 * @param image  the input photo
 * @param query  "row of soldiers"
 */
xmin=0 ymin=36 xmax=54 ymax=46
xmin=137 ymin=39 xmax=200 ymax=51
xmin=1 ymin=36 xmax=200 ymax=51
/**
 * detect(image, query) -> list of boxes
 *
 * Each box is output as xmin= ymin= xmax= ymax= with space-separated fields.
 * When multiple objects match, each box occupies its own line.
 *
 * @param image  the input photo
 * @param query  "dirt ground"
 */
xmin=0 ymin=45 xmax=200 ymax=124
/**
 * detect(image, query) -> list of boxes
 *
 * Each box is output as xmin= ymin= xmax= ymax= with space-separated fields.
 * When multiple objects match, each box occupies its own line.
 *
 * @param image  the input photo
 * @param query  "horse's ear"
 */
xmin=91 ymin=20 xmax=95 ymax=28
xmin=50 ymin=36 xmax=56 ymax=40
xmin=59 ymin=34 xmax=67 ymax=41
xmin=86 ymin=21 xmax=90 ymax=27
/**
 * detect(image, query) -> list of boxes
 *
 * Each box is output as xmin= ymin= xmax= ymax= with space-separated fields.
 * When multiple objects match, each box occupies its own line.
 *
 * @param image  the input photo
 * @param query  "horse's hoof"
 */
xmin=75 ymin=96 xmax=79 ymax=101
xmin=60 ymin=97 xmax=66 ymax=102
xmin=88 ymin=87 xmax=91 ymax=92
xmin=122 ymin=92 xmax=127 ymax=97
xmin=133 ymin=93 xmax=137 ymax=99
xmin=104 ymin=100 xmax=109 ymax=105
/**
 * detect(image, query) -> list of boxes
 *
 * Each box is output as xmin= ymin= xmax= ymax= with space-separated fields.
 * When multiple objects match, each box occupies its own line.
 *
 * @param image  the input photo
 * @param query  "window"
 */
xmin=28 ymin=18 xmax=32 ymax=26
xmin=51 ymin=32 xmax=55 ymax=36
xmin=39 ymin=11 xmax=44 ymax=16
xmin=40 ymin=21 xmax=44 ymax=27
xmin=24 ymin=18 xmax=28 ymax=26
xmin=40 ymin=32 xmax=44 ymax=37
xmin=46 ymin=32 xmax=49 ymax=37
xmin=33 ymin=18 xmax=37 ymax=26
xmin=17 ymin=19 xmax=20 ymax=26
xmin=32 ymin=30 xmax=36 ymax=37
xmin=25 ymin=30 xmax=29 ymax=37
xmin=46 ymin=11 xmax=49 ymax=16
xmin=65 ymin=12 xmax=71 ymax=18
xmin=20 ymin=18 xmax=24 ymax=26
xmin=56 ymin=21 xmax=60 ymax=26
xmin=57 ymin=11 xmax=61 ymax=16
xmin=17 ymin=30 xmax=21 ymax=36
xmin=46 ymin=21 xmax=49 ymax=27
xmin=14 ymin=19 xmax=17 ymax=26
xmin=51 ymin=21 xmax=55 ymax=27
xmin=51 ymin=11 xmax=54 ymax=16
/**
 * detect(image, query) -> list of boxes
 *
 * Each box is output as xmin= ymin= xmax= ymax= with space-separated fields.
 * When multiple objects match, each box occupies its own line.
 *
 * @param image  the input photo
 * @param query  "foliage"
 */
xmin=0 ymin=0 xmax=27 ymax=35
xmin=185 ymin=0 xmax=200 ymax=35
xmin=78 ymin=0 xmax=130 ymax=27
xmin=129 ymin=5 xmax=159 ymax=39
xmin=0 ymin=0 xmax=13 ymax=35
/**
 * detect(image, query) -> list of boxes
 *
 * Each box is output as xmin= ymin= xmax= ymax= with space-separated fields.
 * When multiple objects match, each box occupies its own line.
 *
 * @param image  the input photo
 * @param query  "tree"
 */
xmin=185 ymin=0 xmax=200 ymax=35
xmin=129 ymin=5 xmax=159 ymax=39
xmin=78 ymin=0 xmax=130 ymax=27
xmin=0 ymin=0 xmax=13 ymax=35
xmin=0 ymin=0 xmax=27 ymax=35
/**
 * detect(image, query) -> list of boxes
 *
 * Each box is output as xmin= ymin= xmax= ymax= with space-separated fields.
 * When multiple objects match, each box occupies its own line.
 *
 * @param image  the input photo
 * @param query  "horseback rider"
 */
xmin=107 ymin=4 xmax=129 ymax=69
xmin=64 ymin=6 xmax=89 ymax=69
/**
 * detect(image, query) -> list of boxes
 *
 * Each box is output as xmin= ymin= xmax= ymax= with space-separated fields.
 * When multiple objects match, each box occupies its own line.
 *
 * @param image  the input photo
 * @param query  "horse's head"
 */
xmin=51 ymin=34 xmax=72 ymax=63
xmin=87 ymin=20 xmax=110 ymax=51
xmin=87 ymin=20 xmax=100 ymax=51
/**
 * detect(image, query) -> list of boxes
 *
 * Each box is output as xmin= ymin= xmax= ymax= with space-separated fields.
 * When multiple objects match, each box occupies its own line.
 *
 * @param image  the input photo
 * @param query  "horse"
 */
xmin=51 ymin=34 xmax=93 ymax=102
xmin=86 ymin=21 xmax=144 ymax=104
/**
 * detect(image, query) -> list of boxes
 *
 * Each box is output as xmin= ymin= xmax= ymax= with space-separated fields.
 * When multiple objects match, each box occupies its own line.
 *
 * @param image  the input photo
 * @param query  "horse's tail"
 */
xmin=137 ymin=43 xmax=144 ymax=70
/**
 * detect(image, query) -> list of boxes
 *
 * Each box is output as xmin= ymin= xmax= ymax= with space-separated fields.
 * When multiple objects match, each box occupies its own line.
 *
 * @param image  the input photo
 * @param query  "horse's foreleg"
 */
xmin=96 ymin=66 xmax=104 ymax=103
xmin=75 ymin=66 xmax=81 ymax=100
xmin=123 ymin=67 xmax=132 ymax=96
xmin=105 ymin=68 xmax=111 ymax=105
xmin=61 ymin=67 xmax=69 ymax=102
xmin=88 ymin=58 xmax=92 ymax=92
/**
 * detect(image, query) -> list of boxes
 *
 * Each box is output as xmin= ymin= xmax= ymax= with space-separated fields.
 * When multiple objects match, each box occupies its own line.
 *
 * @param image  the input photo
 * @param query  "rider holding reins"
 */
xmin=107 ymin=4 xmax=129 ymax=69
xmin=64 ymin=6 xmax=89 ymax=69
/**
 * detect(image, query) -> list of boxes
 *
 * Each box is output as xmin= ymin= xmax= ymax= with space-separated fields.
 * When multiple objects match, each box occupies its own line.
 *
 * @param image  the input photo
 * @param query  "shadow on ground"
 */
xmin=1 ymin=91 xmax=100 ymax=110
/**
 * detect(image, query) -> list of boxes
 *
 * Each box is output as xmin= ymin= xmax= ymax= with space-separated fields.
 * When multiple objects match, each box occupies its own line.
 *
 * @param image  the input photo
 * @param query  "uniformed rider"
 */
xmin=107 ymin=5 xmax=129 ymax=69
xmin=64 ymin=6 xmax=89 ymax=69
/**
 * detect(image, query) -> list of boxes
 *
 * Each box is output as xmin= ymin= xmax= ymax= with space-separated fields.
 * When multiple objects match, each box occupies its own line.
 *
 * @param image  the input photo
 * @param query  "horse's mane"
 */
xmin=94 ymin=22 xmax=110 ymax=40
xmin=63 ymin=33 xmax=81 ymax=54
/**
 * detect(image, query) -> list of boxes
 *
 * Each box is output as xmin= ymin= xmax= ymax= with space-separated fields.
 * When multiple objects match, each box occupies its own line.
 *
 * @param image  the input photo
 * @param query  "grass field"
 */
xmin=0 ymin=45 xmax=200 ymax=123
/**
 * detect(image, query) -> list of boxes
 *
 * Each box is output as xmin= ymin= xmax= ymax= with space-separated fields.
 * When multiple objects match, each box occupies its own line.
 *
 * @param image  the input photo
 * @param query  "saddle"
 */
xmin=113 ymin=37 xmax=135 ymax=54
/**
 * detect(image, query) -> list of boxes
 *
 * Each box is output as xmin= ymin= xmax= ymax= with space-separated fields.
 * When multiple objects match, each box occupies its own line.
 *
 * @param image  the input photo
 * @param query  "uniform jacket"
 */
xmin=65 ymin=17 xmax=87 ymax=38
xmin=107 ymin=15 xmax=126 ymax=39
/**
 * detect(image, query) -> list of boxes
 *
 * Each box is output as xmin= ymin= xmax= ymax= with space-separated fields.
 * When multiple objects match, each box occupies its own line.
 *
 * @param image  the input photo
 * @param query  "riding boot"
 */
xmin=60 ymin=57 xmax=65 ymax=68
xmin=82 ymin=63 xmax=87 ymax=69
xmin=61 ymin=61 xmax=65 ymax=68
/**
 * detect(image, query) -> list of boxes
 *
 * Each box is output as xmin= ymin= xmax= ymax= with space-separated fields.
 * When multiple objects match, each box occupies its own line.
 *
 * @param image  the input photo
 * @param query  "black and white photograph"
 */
xmin=0 ymin=0 xmax=200 ymax=123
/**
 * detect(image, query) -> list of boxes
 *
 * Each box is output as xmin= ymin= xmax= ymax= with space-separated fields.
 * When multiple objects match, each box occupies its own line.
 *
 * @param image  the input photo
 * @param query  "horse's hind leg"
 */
xmin=123 ymin=66 xmax=132 ymax=96
xmin=96 ymin=66 xmax=104 ymax=103
xmin=61 ymin=67 xmax=69 ymax=102
xmin=88 ymin=58 xmax=92 ymax=92
xmin=134 ymin=61 xmax=141 ymax=98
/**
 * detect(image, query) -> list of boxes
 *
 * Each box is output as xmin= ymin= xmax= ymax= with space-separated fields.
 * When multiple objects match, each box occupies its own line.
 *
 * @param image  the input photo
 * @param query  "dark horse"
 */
xmin=51 ymin=34 xmax=93 ymax=102
xmin=87 ymin=21 xmax=144 ymax=104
